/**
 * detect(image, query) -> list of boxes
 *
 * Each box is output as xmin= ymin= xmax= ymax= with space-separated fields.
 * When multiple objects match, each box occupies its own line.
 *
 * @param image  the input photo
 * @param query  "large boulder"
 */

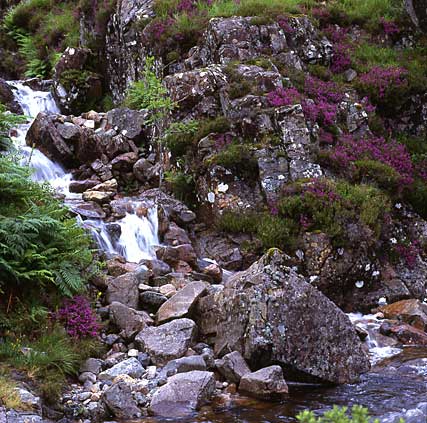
xmin=149 ymin=371 xmax=215 ymax=417
xmin=106 ymin=108 xmax=149 ymax=142
xmin=239 ymin=365 xmax=288 ymax=400
xmin=106 ymin=272 xmax=140 ymax=308
xmin=135 ymin=318 xmax=197 ymax=365
xmin=156 ymin=281 xmax=208 ymax=323
xmin=215 ymin=351 xmax=251 ymax=384
xmin=209 ymin=250 xmax=370 ymax=384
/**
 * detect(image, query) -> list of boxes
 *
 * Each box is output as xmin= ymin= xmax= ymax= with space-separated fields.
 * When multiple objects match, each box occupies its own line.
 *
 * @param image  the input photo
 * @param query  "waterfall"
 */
xmin=8 ymin=80 xmax=160 ymax=262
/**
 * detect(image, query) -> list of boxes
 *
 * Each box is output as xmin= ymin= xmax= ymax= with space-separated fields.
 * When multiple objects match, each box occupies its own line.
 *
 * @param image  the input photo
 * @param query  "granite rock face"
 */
xmin=210 ymin=250 xmax=371 ymax=384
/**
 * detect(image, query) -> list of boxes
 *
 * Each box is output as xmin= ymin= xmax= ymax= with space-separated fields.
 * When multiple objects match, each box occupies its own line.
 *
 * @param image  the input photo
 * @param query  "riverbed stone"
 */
xmin=215 ymin=351 xmax=251 ymax=384
xmin=106 ymin=272 xmax=139 ymax=308
xmin=80 ymin=358 xmax=104 ymax=375
xmin=239 ymin=366 xmax=288 ymax=399
xmin=156 ymin=281 xmax=208 ymax=323
xmin=162 ymin=355 xmax=207 ymax=377
xmin=149 ymin=371 xmax=215 ymax=417
xmin=379 ymin=299 xmax=427 ymax=331
xmin=109 ymin=301 xmax=153 ymax=337
xmin=98 ymin=358 xmax=144 ymax=381
xmin=102 ymin=379 xmax=141 ymax=419
xmin=135 ymin=318 xmax=197 ymax=365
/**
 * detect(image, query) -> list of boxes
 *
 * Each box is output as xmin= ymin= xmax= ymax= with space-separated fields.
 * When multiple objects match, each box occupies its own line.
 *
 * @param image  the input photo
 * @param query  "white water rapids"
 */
xmin=8 ymin=80 xmax=159 ymax=262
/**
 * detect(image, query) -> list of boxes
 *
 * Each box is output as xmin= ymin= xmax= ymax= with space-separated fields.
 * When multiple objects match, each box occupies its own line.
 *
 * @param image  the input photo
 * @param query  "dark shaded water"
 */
xmin=141 ymin=347 xmax=427 ymax=423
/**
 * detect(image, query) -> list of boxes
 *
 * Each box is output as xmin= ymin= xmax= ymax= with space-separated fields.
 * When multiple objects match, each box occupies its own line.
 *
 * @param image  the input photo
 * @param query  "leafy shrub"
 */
xmin=296 ymin=404 xmax=392 ymax=423
xmin=0 ymin=104 xmax=26 ymax=150
xmin=0 ymin=156 xmax=94 ymax=297
xmin=0 ymin=373 xmax=26 ymax=410
xmin=124 ymin=56 xmax=174 ymax=123
xmin=164 ymin=170 xmax=196 ymax=206
xmin=353 ymin=159 xmax=401 ymax=192
xmin=164 ymin=120 xmax=199 ymax=157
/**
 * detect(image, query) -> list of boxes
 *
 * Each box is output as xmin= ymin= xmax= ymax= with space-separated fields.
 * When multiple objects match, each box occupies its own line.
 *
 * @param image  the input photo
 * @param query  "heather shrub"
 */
xmin=404 ymin=179 xmax=427 ymax=219
xmin=278 ymin=178 xmax=390 ymax=245
xmin=53 ymin=296 xmax=99 ymax=339
xmin=353 ymin=159 xmax=401 ymax=192
xmin=356 ymin=66 xmax=408 ymax=115
xmin=164 ymin=170 xmax=196 ymax=206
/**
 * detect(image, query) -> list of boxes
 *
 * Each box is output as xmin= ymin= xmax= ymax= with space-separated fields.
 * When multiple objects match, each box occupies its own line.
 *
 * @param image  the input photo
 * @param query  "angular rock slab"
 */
xmin=135 ymin=318 xmax=197 ymax=365
xmin=156 ymin=281 xmax=208 ymax=323
xmin=239 ymin=366 xmax=288 ymax=400
xmin=213 ymin=250 xmax=371 ymax=384
xmin=98 ymin=358 xmax=144 ymax=381
xmin=215 ymin=351 xmax=251 ymax=384
xmin=106 ymin=272 xmax=139 ymax=308
xmin=380 ymin=299 xmax=427 ymax=331
xmin=149 ymin=371 xmax=215 ymax=417
xmin=109 ymin=301 xmax=153 ymax=337
xmin=102 ymin=379 xmax=141 ymax=419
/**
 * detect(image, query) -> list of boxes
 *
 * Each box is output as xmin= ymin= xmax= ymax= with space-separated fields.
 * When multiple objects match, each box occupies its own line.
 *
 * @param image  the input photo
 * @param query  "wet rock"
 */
xmin=156 ymin=281 xmax=208 ymax=323
xmin=198 ymin=260 xmax=223 ymax=284
xmin=0 ymin=80 xmax=23 ymax=114
xmin=380 ymin=322 xmax=427 ymax=346
xmin=106 ymin=272 xmax=140 ymax=308
xmin=82 ymin=190 xmax=115 ymax=203
xmin=69 ymin=179 xmax=99 ymax=193
xmin=215 ymin=351 xmax=251 ymax=384
xmin=135 ymin=318 xmax=197 ymax=365
xmin=26 ymin=113 xmax=76 ymax=167
xmin=380 ymin=299 xmax=427 ymax=331
xmin=239 ymin=366 xmax=288 ymax=400
xmin=133 ymin=158 xmax=157 ymax=183
xmin=111 ymin=151 xmax=139 ymax=172
xmin=109 ymin=301 xmax=153 ymax=337
xmin=102 ymin=379 xmax=141 ymax=419
xmin=98 ymin=358 xmax=144 ymax=381
xmin=149 ymin=371 xmax=215 ymax=417
xmin=143 ymin=259 xmax=172 ymax=277
xmin=211 ymin=250 xmax=370 ymax=384
xmin=0 ymin=409 xmax=44 ymax=423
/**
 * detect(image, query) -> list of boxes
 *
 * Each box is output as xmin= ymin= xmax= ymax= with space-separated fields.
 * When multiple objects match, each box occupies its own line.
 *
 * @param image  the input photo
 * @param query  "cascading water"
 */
xmin=82 ymin=205 xmax=159 ymax=262
xmin=8 ymin=81 xmax=160 ymax=262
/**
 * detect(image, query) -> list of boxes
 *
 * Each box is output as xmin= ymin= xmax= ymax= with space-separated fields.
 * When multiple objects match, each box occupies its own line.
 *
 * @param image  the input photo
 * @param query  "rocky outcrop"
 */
xmin=380 ymin=299 xmax=427 ymax=331
xmin=106 ymin=0 xmax=155 ymax=103
xmin=149 ymin=371 xmax=215 ymax=417
xmin=0 ymin=79 xmax=23 ymax=114
xmin=215 ymin=351 xmax=251 ymax=383
xmin=206 ymin=250 xmax=370 ymax=384
xmin=53 ymin=47 xmax=103 ymax=115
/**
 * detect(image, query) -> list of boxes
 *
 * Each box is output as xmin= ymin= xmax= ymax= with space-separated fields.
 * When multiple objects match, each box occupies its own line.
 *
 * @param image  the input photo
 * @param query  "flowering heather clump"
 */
xmin=277 ymin=15 xmax=295 ymax=34
xmin=214 ymin=133 xmax=233 ymax=150
xmin=177 ymin=0 xmax=197 ymax=13
xmin=266 ymin=87 xmax=301 ymax=107
xmin=323 ymin=25 xmax=349 ymax=43
xmin=380 ymin=18 xmax=400 ymax=35
xmin=394 ymin=241 xmax=420 ymax=268
xmin=318 ymin=128 xmax=335 ymax=145
xmin=331 ymin=43 xmax=351 ymax=73
xmin=304 ymin=76 xmax=344 ymax=104
xmin=54 ymin=296 xmax=99 ymax=339
xmin=329 ymin=135 xmax=414 ymax=187
xmin=358 ymin=66 xmax=408 ymax=99
xmin=303 ymin=178 xmax=342 ymax=204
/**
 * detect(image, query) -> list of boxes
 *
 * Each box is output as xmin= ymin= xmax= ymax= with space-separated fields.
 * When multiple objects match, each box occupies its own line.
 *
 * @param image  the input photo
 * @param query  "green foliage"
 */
xmin=0 ymin=104 xmax=26 ymax=150
xmin=354 ymin=159 xmax=401 ymax=192
xmin=124 ymin=56 xmax=175 ymax=124
xmin=325 ymin=0 xmax=402 ymax=29
xmin=279 ymin=179 xmax=390 ymax=246
xmin=0 ymin=156 xmax=94 ymax=297
xmin=164 ymin=170 xmax=196 ymax=207
xmin=164 ymin=120 xmax=199 ymax=157
xmin=0 ymin=327 xmax=103 ymax=402
xmin=404 ymin=179 xmax=427 ymax=219
xmin=0 ymin=372 xmax=25 ymax=410
xmin=3 ymin=0 xmax=80 ymax=78
xmin=210 ymin=143 xmax=258 ymax=180
xmin=296 ymin=404 xmax=404 ymax=423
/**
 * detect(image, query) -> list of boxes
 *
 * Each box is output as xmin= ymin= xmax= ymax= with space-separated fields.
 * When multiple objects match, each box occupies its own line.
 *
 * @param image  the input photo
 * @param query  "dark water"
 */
xmin=141 ymin=347 xmax=427 ymax=423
